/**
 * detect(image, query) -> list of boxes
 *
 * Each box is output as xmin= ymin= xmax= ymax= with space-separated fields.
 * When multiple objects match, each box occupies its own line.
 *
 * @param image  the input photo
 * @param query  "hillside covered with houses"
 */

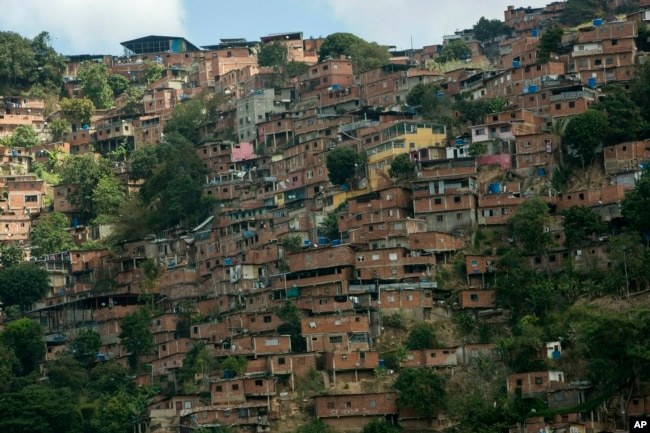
xmin=1 ymin=1 xmax=650 ymax=433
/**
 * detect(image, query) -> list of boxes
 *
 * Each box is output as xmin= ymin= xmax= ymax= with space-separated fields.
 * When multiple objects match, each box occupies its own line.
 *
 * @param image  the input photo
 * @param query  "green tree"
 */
xmin=163 ymin=93 xmax=213 ymax=143
xmin=563 ymin=109 xmax=607 ymax=169
xmin=285 ymin=60 xmax=310 ymax=77
xmin=561 ymin=205 xmax=605 ymax=251
xmin=139 ymin=59 xmax=166 ymax=85
xmin=509 ymin=197 xmax=552 ymax=256
xmin=318 ymin=32 xmax=364 ymax=61
xmin=621 ymin=170 xmax=650 ymax=242
xmin=178 ymin=342 xmax=219 ymax=391
xmin=45 ymin=354 xmax=86 ymax=390
xmin=468 ymin=141 xmax=488 ymax=157
xmin=48 ymin=118 xmax=71 ymax=142
xmin=388 ymin=153 xmax=415 ymax=178
xmin=318 ymin=32 xmax=389 ymax=73
xmin=139 ymin=133 xmax=209 ymax=230
xmin=92 ymin=174 xmax=125 ymax=218
xmin=275 ymin=300 xmax=306 ymax=352
xmin=59 ymin=97 xmax=96 ymax=125
xmin=107 ymin=73 xmax=131 ymax=97
xmin=537 ymin=25 xmax=564 ymax=63
xmin=91 ymin=393 xmax=134 ymax=433
xmin=436 ymin=40 xmax=472 ymax=64
xmin=0 ymin=264 xmax=49 ymax=312
xmin=121 ymin=85 xmax=145 ymax=115
xmin=561 ymin=0 xmax=608 ymax=26
xmin=0 ymin=385 xmax=83 ymax=433
xmin=59 ymin=153 xmax=115 ymax=223
xmin=393 ymin=367 xmax=447 ymax=418
xmin=78 ymin=62 xmax=114 ymax=109
xmin=0 ymin=242 xmax=23 ymax=267
xmin=0 ymin=31 xmax=65 ymax=93
xmin=406 ymin=321 xmax=438 ymax=349
xmin=348 ymin=40 xmax=391 ymax=73
xmin=593 ymin=85 xmax=645 ymax=145
xmin=30 ymin=212 xmax=73 ymax=257
xmin=453 ymin=96 xmax=493 ymax=126
xmin=257 ymin=41 xmax=288 ymax=68
xmin=282 ymin=235 xmax=303 ymax=254
xmin=326 ymin=146 xmax=364 ymax=185
xmin=405 ymin=82 xmax=445 ymax=119
xmin=9 ymin=125 xmax=39 ymax=147
xmin=128 ymin=144 xmax=159 ymax=180
xmin=69 ymin=327 xmax=102 ymax=370
xmin=473 ymin=17 xmax=512 ymax=42
xmin=294 ymin=418 xmax=335 ymax=433
xmin=220 ymin=355 xmax=248 ymax=377
xmin=119 ymin=310 xmax=155 ymax=370
xmin=608 ymin=232 xmax=645 ymax=298
xmin=318 ymin=212 xmax=340 ymax=241
xmin=88 ymin=362 xmax=134 ymax=398
xmin=0 ymin=319 xmax=45 ymax=375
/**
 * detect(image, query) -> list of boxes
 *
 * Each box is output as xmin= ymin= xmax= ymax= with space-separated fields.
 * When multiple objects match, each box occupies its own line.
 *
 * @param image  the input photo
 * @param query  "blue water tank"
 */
xmin=593 ymin=18 xmax=603 ymax=26
xmin=437 ymin=92 xmax=445 ymax=100
xmin=488 ymin=183 xmax=501 ymax=194
xmin=332 ymin=84 xmax=340 ymax=90
xmin=331 ymin=240 xmax=341 ymax=246
xmin=455 ymin=138 xmax=465 ymax=145
xmin=532 ymin=29 xmax=539 ymax=37
xmin=588 ymin=77 xmax=597 ymax=88
xmin=529 ymin=85 xmax=538 ymax=93
xmin=523 ymin=87 xmax=529 ymax=94
xmin=304 ymin=240 xmax=311 ymax=247
xmin=245 ymin=230 xmax=252 ymax=237
xmin=318 ymin=237 xmax=328 ymax=245
xmin=224 ymin=369 xmax=232 ymax=379
xmin=379 ymin=359 xmax=385 ymax=368
xmin=552 ymin=350 xmax=561 ymax=360
xmin=513 ymin=60 xmax=520 ymax=68
xmin=340 ymin=184 xmax=349 ymax=191
xmin=538 ymin=168 xmax=546 ymax=176
xmin=225 ymin=258 xmax=232 ymax=266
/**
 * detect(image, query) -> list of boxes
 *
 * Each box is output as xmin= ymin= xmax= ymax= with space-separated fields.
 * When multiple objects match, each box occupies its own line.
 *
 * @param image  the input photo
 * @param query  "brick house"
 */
xmin=314 ymin=392 xmax=398 ymax=430
xmin=506 ymin=371 xmax=566 ymax=397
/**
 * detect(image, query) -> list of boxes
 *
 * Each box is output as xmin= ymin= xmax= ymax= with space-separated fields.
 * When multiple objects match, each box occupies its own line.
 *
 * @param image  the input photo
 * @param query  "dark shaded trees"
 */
xmin=118 ymin=310 xmax=155 ymax=370
xmin=138 ymin=132 xmax=210 ymax=230
xmin=473 ymin=17 xmax=512 ymax=43
xmin=537 ymin=25 xmax=564 ymax=63
xmin=593 ymin=85 xmax=645 ymax=145
xmin=389 ymin=153 xmax=415 ymax=178
xmin=257 ymin=41 xmax=288 ymax=68
xmin=0 ymin=319 xmax=45 ymax=375
xmin=405 ymin=321 xmax=438 ymax=349
xmin=393 ymin=367 xmax=447 ymax=418
xmin=621 ymin=170 xmax=650 ymax=242
xmin=0 ymin=385 xmax=83 ymax=433
xmin=326 ymin=146 xmax=364 ymax=185
xmin=69 ymin=327 xmax=102 ymax=370
xmin=563 ymin=109 xmax=607 ymax=169
xmin=0 ymin=265 xmax=49 ymax=312
xmin=561 ymin=205 xmax=606 ymax=251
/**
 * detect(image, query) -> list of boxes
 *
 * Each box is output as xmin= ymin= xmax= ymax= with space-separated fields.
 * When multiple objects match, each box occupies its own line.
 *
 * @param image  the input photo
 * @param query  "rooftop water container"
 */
xmin=593 ymin=18 xmax=603 ymax=27
xmin=513 ymin=60 xmax=520 ymax=68
xmin=588 ymin=77 xmax=597 ymax=88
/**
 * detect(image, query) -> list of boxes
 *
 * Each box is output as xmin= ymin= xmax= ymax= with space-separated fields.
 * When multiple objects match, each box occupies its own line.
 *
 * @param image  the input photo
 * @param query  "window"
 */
xmin=555 ymin=103 xmax=561 ymax=110
xmin=470 ymin=294 xmax=479 ymax=301
xmin=535 ymin=377 xmax=543 ymax=385
xmin=430 ymin=352 xmax=437 ymax=358
xmin=516 ymin=379 xmax=523 ymax=386
xmin=568 ymin=101 xmax=575 ymax=108
xmin=216 ymin=385 xmax=223 ymax=392
xmin=232 ymin=384 xmax=239 ymax=390
xmin=327 ymin=402 xmax=335 ymax=409
xmin=436 ymin=215 xmax=444 ymax=222
xmin=454 ymin=196 xmax=461 ymax=203
xmin=456 ymin=213 xmax=463 ymax=220
xmin=278 ymin=357 xmax=286 ymax=365
xmin=265 ymin=339 xmax=279 ymax=346
xmin=434 ymin=198 xmax=442 ymax=205
xmin=25 ymin=195 xmax=38 ymax=203
xmin=595 ymin=59 xmax=602 ymax=66
xmin=345 ymin=402 xmax=352 ymax=408
xmin=329 ymin=336 xmax=343 ymax=343
xmin=255 ymin=379 xmax=263 ymax=386
xmin=263 ymin=315 xmax=272 ymax=323
xmin=368 ymin=400 xmax=376 ymax=407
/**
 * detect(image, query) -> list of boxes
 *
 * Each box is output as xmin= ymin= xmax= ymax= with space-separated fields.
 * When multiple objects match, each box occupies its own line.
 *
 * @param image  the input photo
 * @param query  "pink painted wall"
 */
xmin=232 ymin=142 xmax=254 ymax=161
